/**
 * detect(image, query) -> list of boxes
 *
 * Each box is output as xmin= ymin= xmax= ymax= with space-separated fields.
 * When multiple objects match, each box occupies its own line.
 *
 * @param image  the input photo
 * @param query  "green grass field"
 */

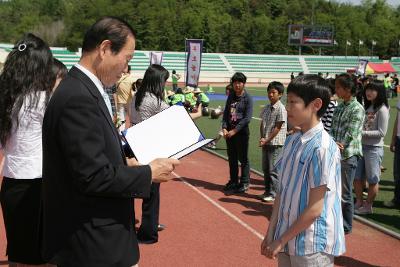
xmin=184 ymin=86 xmax=400 ymax=234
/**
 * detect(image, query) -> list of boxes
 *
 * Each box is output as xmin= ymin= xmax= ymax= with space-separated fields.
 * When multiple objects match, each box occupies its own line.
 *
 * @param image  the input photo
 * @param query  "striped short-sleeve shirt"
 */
xmin=274 ymin=122 xmax=346 ymax=256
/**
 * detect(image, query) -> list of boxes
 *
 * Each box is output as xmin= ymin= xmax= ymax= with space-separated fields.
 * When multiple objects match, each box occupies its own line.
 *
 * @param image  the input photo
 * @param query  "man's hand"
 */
xmin=149 ymin=158 xmax=180 ymax=183
xmin=126 ymin=157 xmax=140 ymax=167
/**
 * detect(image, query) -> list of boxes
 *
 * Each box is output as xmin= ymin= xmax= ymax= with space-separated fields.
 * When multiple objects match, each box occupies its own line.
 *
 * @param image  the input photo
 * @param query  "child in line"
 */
xmin=354 ymin=80 xmax=389 ymax=215
xmin=258 ymin=81 xmax=287 ymax=202
xmin=261 ymin=75 xmax=345 ymax=266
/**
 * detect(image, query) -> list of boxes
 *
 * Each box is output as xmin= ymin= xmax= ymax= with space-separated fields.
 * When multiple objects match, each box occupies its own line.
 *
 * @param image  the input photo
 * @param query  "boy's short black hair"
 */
xmin=267 ymin=81 xmax=284 ymax=94
xmin=335 ymin=73 xmax=356 ymax=95
xmin=231 ymin=72 xmax=247 ymax=84
xmin=287 ymin=74 xmax=331 ymax=118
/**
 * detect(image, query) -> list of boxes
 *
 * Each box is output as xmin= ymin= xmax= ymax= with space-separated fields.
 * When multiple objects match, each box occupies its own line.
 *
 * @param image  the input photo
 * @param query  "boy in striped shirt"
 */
xmin=261 ymin=75 xmax=345 ymax=266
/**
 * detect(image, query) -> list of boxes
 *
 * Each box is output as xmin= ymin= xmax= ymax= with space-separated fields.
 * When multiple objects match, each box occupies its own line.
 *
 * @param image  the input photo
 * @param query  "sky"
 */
xmin=333 ymin=0 xmax=400 ymax=7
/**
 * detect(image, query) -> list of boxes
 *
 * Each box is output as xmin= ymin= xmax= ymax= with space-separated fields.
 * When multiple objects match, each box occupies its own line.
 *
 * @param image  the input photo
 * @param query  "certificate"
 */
xmin=123 ymin=105 xmax=213 ymax=164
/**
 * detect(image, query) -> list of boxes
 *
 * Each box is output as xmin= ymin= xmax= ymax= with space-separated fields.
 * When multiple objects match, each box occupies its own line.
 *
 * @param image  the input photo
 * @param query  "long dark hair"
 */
xmin=364 ymin=80 xmax=388 ymax=110
xmin=135 ymin=64 xmax=169 ymax=110
xmin=0 ymin=33 xmax=55 ymax=146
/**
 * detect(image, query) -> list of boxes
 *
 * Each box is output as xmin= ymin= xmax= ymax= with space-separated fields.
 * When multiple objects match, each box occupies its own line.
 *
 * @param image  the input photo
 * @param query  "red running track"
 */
xmin=0 ymin=150 xmax=399 ymax=266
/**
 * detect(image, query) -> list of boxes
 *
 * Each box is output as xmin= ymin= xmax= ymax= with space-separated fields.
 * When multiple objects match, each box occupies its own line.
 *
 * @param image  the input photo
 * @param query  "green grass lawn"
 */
xmin=190 ymin=86 xmax=400 ymax=234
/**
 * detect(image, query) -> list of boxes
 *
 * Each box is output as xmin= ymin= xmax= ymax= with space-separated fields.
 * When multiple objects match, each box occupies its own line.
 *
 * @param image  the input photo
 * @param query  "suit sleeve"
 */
xmin=58 ymin=94 xmax=152 ymax=198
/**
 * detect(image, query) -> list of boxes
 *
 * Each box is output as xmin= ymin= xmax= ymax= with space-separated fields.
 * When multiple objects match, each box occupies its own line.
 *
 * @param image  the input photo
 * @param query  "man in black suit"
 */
xmin=42 ymin=17 xmax=179 ymax=267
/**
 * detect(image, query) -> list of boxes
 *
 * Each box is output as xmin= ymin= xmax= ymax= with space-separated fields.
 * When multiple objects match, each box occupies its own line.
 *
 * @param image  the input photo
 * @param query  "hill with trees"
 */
xmin=0 ymin=0 xmax=399 ymax=57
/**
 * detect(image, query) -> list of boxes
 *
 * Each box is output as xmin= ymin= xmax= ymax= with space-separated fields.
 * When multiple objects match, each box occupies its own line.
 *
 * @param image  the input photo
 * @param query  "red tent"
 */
xmin=366 ymin=62 xmax=396 ymax=74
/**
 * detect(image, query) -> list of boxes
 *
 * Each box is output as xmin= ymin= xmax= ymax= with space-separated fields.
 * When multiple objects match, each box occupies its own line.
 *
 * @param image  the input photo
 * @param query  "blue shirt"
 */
xmin=274 ymin=122 xmax=346 ymax=256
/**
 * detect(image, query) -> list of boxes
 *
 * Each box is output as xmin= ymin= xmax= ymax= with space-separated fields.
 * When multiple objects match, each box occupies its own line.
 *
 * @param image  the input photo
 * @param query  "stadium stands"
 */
xmin=0 ymin=42 xmax=394 ymax=84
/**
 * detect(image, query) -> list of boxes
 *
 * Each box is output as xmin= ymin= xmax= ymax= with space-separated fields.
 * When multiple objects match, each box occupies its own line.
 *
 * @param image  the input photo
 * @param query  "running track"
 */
xmin=0 ymin=150 xmax=399 ymax=266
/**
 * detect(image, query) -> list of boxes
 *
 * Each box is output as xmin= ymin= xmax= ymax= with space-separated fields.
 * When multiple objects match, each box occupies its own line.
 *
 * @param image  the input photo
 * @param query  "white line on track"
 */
xmin=172 ymin=171 xmax=264 ymax=240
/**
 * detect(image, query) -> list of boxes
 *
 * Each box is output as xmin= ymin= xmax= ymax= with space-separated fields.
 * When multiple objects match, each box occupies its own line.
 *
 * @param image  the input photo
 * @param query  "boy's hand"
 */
xmin=222 ymin=129 xmax=229 ymax=139
xmin=336 ymin=142 xmax=344 ymax=151
xmin=260 ymin=235 xmax=272 ymax=256
xmin=259 ymin=138 xmax=267 ymax=147
xmin=265 ymin=239 xmax=283 ymax=259
xmin=390 ymin=141 xmax=396 ymax=152
xmin=226 ymin=129 xmax=237 ymax=138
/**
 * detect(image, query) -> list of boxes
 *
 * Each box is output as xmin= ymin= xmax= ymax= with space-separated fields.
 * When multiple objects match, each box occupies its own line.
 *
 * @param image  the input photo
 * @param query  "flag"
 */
xmin=356 ymin=59 xmax=368 ymax=76
xmin=149 ymin=51 xmax=163 ymax=65
xmin=185 ymin=39 xmax=203 ymax=87
xmin=372 ymin=40 xmax=377 ymax=46
xmin=359 ymin=40 xmax=364 ymax=45
xmin=346 ymin=40 xmax=351 ymax=46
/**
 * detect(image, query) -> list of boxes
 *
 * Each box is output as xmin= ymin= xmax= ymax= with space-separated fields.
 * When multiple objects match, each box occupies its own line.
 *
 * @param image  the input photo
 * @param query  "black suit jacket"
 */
xmin=42 ymin=66 xmax=152 ymax=267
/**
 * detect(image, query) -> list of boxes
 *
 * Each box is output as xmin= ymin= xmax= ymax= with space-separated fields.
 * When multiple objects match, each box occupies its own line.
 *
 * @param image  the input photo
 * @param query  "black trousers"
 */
xmin=137 ymin=183 xmax=160 ymax=242
xmin=226 ymin=129 xmax=250 ymax=185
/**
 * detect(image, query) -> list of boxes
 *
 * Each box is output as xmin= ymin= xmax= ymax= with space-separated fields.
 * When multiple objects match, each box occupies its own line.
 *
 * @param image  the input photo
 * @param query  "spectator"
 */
xmin=222 ymin=72 xmax=253 ymax=193
xmin=321 ymin=78 xmax=338 ymax=132
xmin=384 ymin=73 xmax=392 ymax=98
xmin=258 ymin=81 xmax=287 ymax=202
xmin=194 ymin=87 xmax=210 ymax=108
xmin=171 ymin=69 xmax=181 ymax=92
xmin=383 ymin=98 xmax=400 ymax=209
xmin=0 ymin=33 xmax=56 ymax=267
xmin=330 ymin=73 xmax=364 ymax=234
xmin=354 ymin=80 xmax=389 ymax=215
xmin=392 ymin=73 xmax=398 ymax=98
xmin=261 ymin=75 xmax=345 ymax=265
xmin=130 ymin=64 xmax=171 ymax=244
xmin=116 ymin=65 xmax=135 ymax=123
xmin=52 ymin=58 xmax=68 ymax=91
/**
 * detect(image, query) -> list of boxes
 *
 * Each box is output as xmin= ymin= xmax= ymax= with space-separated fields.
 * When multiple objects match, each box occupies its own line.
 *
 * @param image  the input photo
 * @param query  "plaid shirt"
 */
xmin=260 ymin=100 xmax=287 ymax=146
xmin=330 ymin=97 xmax=364 ymax=159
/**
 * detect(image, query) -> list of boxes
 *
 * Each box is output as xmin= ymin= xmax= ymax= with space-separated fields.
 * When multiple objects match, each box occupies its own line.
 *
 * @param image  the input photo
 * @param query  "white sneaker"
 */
xmin=262 ymin=195 xmax=275 ymax=202
xmin=355 ymin=204 xmax=373 ymax=215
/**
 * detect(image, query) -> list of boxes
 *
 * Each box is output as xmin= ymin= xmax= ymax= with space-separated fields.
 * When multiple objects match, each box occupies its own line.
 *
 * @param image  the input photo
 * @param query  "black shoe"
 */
xmin=158 ymin=224 xmax=166 ymax=231
xmin=234 ymin=183 xmax=249 ymax=193
xmin=223 ymin=181 xmax=238 ymax=191
xmin=138 ymin=239 xmax=158 ymax=244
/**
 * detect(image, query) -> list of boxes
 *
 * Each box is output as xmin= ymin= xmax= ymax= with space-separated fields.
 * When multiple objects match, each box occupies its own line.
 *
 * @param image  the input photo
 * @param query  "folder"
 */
xmin=123 ymin=105 xmax=213 ymax=164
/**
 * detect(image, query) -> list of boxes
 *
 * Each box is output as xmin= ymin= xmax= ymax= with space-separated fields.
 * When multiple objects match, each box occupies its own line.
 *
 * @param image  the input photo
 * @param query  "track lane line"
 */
xmin=172 ymin=171 xmax=264 ymax=240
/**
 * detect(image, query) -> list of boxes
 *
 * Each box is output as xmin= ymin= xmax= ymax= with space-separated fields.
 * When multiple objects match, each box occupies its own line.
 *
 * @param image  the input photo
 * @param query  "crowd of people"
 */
xmin=0 ymin=15 xmax=399 ymax=267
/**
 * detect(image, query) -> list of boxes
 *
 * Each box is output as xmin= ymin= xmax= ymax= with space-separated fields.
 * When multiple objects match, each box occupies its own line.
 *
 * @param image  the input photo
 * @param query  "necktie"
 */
xmin=102 ymin=89 xmax=113 ymax=118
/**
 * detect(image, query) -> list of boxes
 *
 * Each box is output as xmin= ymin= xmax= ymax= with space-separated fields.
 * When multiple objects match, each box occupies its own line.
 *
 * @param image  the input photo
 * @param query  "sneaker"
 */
xmin=354 ymin=201 xmax=364 ymax=210
xmin=257 ymin=192 xmax=268 ymax=200
xmin=234 ymin=183 xmax=249 ymax=193
xmin=223 ymin=181 xmax=238 ymax=191
xmin=354 ymin=204 xmax=372 ymax=215
xmin=262 ymin=195 xmax=275 ymax=202
xmin=383 ymin=200 xmax=399 ymax=208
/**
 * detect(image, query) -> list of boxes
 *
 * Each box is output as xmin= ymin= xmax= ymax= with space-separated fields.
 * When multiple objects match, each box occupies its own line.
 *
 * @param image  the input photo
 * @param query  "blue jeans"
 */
xmin=393 ymin=137 xmax=400 ymax=204
xmin=262 ymin=145 xmax=282 ymax=197
xmin=341 ymin=156 xmax=359 ymax=233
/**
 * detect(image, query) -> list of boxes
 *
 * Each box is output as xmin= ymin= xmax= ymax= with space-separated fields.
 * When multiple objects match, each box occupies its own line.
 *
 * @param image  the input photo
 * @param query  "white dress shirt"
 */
xmin=75 ymin=64 xmax=113 ymax=117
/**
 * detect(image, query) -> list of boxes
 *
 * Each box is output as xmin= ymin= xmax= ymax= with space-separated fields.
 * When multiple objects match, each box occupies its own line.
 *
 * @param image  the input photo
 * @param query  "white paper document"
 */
xmin=123 ymin=105 xmax=213 ymax=164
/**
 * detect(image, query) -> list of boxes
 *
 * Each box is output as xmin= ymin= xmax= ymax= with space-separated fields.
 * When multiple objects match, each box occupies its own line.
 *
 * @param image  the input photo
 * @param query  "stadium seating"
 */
xmin=0 ymin=42 xmax=396 ymax=84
